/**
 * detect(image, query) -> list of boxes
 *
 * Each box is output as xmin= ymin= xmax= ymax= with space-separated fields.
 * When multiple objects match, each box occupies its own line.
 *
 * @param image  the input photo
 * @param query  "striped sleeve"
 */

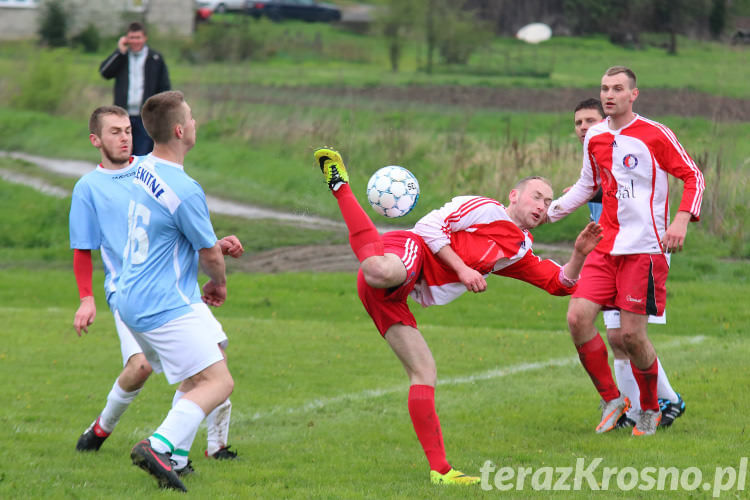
xmin=412 ymin=196 xmax=503 ymax=254
xmin=645 ymin=118 xmax=705 ymax=221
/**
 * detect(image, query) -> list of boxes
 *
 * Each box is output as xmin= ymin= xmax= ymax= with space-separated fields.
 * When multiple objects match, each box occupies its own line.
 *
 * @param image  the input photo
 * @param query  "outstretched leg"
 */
xmin=314 ymin=147 xmax=384 ymax=262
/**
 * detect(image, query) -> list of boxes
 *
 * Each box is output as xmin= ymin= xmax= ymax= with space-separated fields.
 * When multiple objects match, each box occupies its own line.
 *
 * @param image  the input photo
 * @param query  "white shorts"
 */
xmin=114 ymin=309 xmax=143 ymax=366
xmin=602 ymin=309 xmax=667 ymax=329
xmin=131 ymin=303 xmax=228 ymax=384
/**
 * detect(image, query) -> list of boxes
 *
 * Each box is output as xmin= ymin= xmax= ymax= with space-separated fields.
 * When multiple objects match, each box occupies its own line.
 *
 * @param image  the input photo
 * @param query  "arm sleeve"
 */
xmin=655 ymin=126 xmax=705 ymax=221
xmin=158 ymin=57 xmax=171 ymax=92
xmin=73 ymin=249 xmax=93 ymax=298
xmin=99 ymin=50 xmax=125 ymax=79
xmin=173 ymin=190 xmax=218 ymax=251
xmin=547 ymin=137 xmax=600 ymax=222
xmin=492 ymin=250 xmax=576 ymax=296
xmin=412 ymin=196 xmax=504 ymax=254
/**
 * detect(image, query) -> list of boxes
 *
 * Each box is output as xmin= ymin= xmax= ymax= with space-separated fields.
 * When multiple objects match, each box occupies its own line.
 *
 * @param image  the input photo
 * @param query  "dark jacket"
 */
xmin=99 ymin=48 xmax=171 ymax=114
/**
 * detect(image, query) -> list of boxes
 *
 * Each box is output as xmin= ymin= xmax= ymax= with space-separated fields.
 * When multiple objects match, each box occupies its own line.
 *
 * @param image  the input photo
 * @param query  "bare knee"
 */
xmin=362 ymin=256 xmax=402 ymax=288
xmin=222 ymin=373 xmax=235 ymax=399
xmin=567 ymin=309 xmax=594 ymax=344
xmin=119 ymin=353 xmax=152 ymax=391
xmin=606 ymin=329 xmax=626 ymax=355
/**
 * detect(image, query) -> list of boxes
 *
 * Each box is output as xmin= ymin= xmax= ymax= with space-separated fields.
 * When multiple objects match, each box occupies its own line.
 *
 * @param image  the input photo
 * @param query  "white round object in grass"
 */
xmin=516 ymin=23 xmax=552 ymax=44
xmin=366 ymin=165 xmax=420 ymax=218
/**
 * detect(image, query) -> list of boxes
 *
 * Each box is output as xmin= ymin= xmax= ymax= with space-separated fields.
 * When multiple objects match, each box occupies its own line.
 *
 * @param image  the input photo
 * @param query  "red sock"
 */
xmin=576 ymin=333 xmax=620 ymax=402
xmin=332 ymin=184 xmax=384 ymax=262
xmin=631 ymin=358 xmax=659 ymax=411
xmin=408 ymin=385 xmax=451 ymax=474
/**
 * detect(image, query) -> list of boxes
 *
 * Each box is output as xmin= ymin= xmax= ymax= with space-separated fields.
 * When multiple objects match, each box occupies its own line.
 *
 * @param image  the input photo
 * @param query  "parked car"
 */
xmin=196 ymin=0 xmax=247 ymax=13
xmin=245 ymin=0 xmax=341 ymax=22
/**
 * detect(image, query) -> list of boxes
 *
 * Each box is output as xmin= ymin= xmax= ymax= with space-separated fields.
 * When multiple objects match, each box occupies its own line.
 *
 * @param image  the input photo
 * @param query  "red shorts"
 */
xmin=574 ymin=250 xmax=668 ymax=316
xmin=357 ymin=231 xmax=425 ymax=337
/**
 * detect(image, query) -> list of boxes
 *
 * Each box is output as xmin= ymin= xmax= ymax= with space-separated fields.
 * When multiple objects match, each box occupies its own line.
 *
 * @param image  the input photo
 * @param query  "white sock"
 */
xmin=206 ymin=398 xmax=232 ymax=455
xmin=149 ymin=398 xmax=206 ymax=456
xmin=172 ymin=390 xmax=185 ymax=408
xmin=99 ymin=381 xmax=141 ymax=433
xmin=613 ymin=358 xmax=641 ymax=419
xmin=656 ymin=358 xmax=679 ymax=403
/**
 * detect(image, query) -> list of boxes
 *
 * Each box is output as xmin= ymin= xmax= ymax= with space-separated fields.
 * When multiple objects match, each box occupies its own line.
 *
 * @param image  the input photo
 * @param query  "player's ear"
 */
xmin=630 ymin=87 xmax=639 ymax=103
xmin=89 ymin=133 xmax=101 ymax=148
xmin=508 ymin=188 xmax=519 ymax=204
xmin=174 ymin=123 xmax=183 ymax=139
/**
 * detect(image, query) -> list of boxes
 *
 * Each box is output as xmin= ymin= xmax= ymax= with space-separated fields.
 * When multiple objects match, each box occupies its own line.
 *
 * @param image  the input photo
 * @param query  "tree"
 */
xmin=378 ymin=0 xmax=422 ymax=72
xmin=38 ymin=0 xmax=68 ymax=48
xmin=709 ymin=0 xmax=727 ymax=39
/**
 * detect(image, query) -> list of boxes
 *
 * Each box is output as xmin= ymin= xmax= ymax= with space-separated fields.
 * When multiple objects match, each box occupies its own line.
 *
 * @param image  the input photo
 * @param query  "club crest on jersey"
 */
xmin=623 ymin=154 xmax=639 ymax=170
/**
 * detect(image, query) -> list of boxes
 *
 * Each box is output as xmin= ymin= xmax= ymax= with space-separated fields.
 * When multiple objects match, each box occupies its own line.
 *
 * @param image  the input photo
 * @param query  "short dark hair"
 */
xmin=604 ymin=65 xmax=637 ymax=88
xmin=89 ymin=105 xmax=129 ymax=136
xmin=574 ymin=98 xmax=604 ymax=118
xmin=141 ymin=90 xmax=186 ymax=144
xmin=513 ymin=175 xmax=552 ymax=192
xmin=127 ymin=22 xmax=146 ymax=35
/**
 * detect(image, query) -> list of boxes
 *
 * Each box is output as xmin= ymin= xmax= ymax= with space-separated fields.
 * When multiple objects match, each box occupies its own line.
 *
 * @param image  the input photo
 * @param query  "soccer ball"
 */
xmin=366 ymin=165 xmax=420 ymax=218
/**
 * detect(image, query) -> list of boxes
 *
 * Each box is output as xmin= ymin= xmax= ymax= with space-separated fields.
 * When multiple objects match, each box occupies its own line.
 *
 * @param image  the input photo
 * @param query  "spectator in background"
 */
xmin=99 ymin=22 xmax=171 ymax=155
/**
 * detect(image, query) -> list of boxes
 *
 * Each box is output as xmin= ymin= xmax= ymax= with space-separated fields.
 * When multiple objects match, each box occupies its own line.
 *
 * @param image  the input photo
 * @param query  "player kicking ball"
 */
xmin=313 ymin=147 xmax=603 ymax=485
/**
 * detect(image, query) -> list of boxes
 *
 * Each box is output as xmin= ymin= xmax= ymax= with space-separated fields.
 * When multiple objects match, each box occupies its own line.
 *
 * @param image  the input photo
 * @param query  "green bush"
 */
xmin=11 ymin=49 xmax=73 ymax=113
xmin=436 ymin=11 xmax=492 ymax=65
xmin=183 ymin=18 xmax=275 ymax=63
xmin=37 ymin=0 xmax=68 ymax=48
xmin=71 ymin=23 xmax=101 ymax=53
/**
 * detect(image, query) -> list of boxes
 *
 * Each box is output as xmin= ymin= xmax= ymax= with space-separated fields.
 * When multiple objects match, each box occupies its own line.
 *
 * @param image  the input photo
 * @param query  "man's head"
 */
xmin=126 ymin=22 xmax=147 ymax=53
xmin=507 ymin=176 xmax=553 ymax=230
xmin=574 ymin=98 xmax=605 ymax=144
xmin=89 ymin=105 xmax=132 ymax=166
xmin=600 ymin=66 xmax=638 ymax=119
xmin=141 ymin=90 xmax=196 ymax=149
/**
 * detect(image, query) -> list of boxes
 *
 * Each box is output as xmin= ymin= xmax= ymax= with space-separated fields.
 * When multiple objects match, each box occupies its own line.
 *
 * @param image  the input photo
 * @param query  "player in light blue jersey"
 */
xmin=118 ymin=91 xmax=236 ymax=492
xmin=567 ymin=98 xmax=684 ymax=431
xmin=70 ymin=106 xmax=243 ymax=468
xmin=70 ymin=106 xmax=153 ymax=451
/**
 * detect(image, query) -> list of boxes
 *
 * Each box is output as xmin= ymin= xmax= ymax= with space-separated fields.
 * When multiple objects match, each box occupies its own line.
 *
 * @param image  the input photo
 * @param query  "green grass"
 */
xmin=0 ymin=266 xmax=748 ymax=498
xmin=0 ymin=148 xmax=748 ymax=498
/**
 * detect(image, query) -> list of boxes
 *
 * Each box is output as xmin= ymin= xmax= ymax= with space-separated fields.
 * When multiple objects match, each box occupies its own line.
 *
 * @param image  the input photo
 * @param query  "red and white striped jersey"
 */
xmin=548 ymin=114 xmax=704 ymax=255
xmin=409 ymin=196 xmax=576 ymax=307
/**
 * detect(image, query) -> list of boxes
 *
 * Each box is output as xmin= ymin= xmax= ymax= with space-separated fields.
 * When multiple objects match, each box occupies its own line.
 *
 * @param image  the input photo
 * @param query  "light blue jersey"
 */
xmin=116 ymin=155 xmax=217 ymax=332
xmin=588 ymin=201 xmax=603 ymax=223
xmin=69 ymin=158 xmax=140 ymax=309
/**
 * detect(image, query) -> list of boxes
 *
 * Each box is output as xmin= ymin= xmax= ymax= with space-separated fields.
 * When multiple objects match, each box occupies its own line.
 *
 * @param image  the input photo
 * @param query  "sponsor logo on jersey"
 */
xmin=135 ymin=165 xmax=165 ymax=199
xmin=112 ymin=171 xmax=136 ymax=180
xmin=605 ymin=179 xmax=637 ymax=200
xmin=623 ymin=154 xmax=639 ymax=170
xmin=610 ymin=139 xmax=618 ymax=148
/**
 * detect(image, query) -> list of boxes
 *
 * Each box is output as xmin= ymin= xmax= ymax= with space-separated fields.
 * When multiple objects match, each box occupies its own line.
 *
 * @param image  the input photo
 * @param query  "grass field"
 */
xmin=0 ymin=20 xmax=748 ymax=498
xmin=0 ymin=264 xmax=748 ymax=499
xmin=0 ymin=185 xmax=748 ymax=498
